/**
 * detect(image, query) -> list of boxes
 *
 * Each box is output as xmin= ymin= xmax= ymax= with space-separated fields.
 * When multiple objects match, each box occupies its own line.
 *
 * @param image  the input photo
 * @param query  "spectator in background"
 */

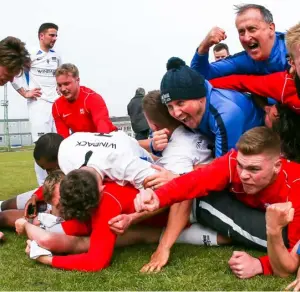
xmin=127 ymin=88 xmax=150 ymax=140
xmin=52 ymin=63 xmax=117 ymax=138
xmin=213 ymin=43 xmax=230 ymax=61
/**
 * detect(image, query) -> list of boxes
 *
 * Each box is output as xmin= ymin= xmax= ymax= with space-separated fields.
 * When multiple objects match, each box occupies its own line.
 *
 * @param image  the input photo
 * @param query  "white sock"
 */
xmin=175 ymin=223 xmax=219 ymax=246
xmin=0 ymin=201 xmax=3 ymax=212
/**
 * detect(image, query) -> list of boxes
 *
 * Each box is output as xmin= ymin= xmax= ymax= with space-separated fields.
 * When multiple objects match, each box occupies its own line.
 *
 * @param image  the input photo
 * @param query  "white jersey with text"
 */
xmin=58 ymin=131 xmax=156 ymax=189
xmin=12 ymin=48 xmax=62 ymax=144
xmin=12 ymin=48 xmax=61 ymax=103
xmin=156 ymin=125 xmax=212 ymax=174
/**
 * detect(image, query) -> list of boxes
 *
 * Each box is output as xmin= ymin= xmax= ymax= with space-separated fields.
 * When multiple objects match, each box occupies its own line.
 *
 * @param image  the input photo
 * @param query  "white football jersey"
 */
xmin=12 ymin=48 xmax=62 ymax=103
xmin=155 ymin=125 xmax=212 ymax=174
xmin=58 ymin=131 xmax=156 ymax=189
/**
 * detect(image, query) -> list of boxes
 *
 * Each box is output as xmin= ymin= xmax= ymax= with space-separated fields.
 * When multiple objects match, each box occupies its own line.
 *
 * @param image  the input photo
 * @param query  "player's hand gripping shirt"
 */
xmin=155 ymin=125 xmax=212 ymax=173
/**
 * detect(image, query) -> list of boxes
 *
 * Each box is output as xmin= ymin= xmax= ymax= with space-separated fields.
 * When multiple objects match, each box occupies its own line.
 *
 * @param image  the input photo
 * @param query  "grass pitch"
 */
xmin=0 ymin=150 xmax=295 ymax=290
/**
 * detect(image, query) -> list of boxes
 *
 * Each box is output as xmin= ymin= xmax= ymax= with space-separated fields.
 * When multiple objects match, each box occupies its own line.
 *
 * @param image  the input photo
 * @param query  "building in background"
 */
xmin=110 ymin=116 xmax=134 ymax=137
xmin=0 ymin=116 xmax=134 ymax=148
xmin=0 ymin=119 xmax=32 ymax=147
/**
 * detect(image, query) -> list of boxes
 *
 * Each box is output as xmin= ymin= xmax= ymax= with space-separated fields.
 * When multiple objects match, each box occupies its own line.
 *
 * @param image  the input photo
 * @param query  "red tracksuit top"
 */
xmin=210 ymin=72 xmax=300 ymax=114
xmin=49 ymin=182 xmax=167 ymax=272
xmin=155 ymin=150 xmax=300 ymax=275
xmin=52 ymin=86 xmax=117 ymax=138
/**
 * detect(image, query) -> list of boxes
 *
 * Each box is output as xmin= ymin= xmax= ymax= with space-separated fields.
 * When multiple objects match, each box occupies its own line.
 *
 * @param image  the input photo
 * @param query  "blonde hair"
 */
xmin=55 ymin=63 xmax=79 ymax=78
xmin=43 ymin=170 xmax=65 ymax=203
xmin=286 ymin=23 xmax=300 ymax=58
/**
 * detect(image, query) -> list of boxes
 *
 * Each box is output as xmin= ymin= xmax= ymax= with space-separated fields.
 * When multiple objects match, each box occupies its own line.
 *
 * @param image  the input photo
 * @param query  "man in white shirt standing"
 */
xmin=12 ymin=23 xmax=62 ymax=185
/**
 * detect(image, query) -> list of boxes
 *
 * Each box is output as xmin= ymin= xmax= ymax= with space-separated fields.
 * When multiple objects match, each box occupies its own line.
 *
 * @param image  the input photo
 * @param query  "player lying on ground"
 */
xmin=133 ymin=127 xmax=300 ymax=278
xmin=16 ymin=171 xmax=175 ymax=272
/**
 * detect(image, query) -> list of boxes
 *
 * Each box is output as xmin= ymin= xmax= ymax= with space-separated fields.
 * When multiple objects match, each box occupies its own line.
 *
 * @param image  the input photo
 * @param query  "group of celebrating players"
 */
xmin=0 ymin=3 xmax=300 ymax=290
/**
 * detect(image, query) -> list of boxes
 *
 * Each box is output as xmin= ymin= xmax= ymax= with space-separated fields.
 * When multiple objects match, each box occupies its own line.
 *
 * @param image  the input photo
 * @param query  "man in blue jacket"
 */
xmin=191 ymin=4 xmax=288 ymax=79
xmin=159 ymin=57 xmax=264 ymax=158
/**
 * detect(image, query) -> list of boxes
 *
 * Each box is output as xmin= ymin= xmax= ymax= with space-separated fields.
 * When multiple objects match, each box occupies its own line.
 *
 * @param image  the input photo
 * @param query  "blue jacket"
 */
xmin=198 ymin=82 xmax=264 ymax=157
xmin=191 ymin=32 xmax=288 ymax=80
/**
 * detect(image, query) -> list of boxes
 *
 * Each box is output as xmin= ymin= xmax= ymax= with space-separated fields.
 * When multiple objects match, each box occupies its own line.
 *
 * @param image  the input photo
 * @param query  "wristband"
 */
xmin=150 ymin=140 xmax=163 ymax=157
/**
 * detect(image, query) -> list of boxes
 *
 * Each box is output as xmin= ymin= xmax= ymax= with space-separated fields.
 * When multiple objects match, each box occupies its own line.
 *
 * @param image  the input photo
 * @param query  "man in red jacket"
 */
xmin=52 ymin=63 xmax=117 ymax=138
xmin=134 ymin=126 xmax=300 ymax=278
xmin=17 ymin=172 xmax=168 ymax=272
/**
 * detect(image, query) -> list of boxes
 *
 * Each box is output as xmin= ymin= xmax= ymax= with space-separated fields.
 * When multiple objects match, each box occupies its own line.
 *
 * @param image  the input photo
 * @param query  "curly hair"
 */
xmin=0 ymin=36 xmax=31 ymax=76
xmin=59 ymin=169 xmax=100 ymax=221
xmin=273 ymin=104 xmax=300 ymax=163
xmin=43 ymin=170 xmax=65 ymax=204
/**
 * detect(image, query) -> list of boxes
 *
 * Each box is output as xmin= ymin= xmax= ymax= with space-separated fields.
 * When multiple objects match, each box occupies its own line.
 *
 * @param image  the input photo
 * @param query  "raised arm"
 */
xmin=265 ymin=202 xmax=299 ymax=277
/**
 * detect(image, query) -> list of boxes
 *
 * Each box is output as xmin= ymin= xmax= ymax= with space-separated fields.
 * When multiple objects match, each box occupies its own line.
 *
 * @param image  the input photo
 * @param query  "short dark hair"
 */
xmin=273 ymin=104 xmax=300 ymax=163
xmin=234 ymin=4 xmax=273 ymax=23
xmin=59 ymin=169 xmax=100 ymax=221
xmin=38 ymin=23 xmax=58 ymax=38
xmin=143 ymin=90 xmax=181 ymax=129
xmin=0 ymin=36 xmax=30 ymax=76
xmin=43 ymin=170 xmax=65 ymax=204
xmin=33 ymin=133 xmax=63 ymax=162
xmin=213 ymin=43 xmax=229 ymax=54
xmin=237 ymin=126 xmax=281 ymax=156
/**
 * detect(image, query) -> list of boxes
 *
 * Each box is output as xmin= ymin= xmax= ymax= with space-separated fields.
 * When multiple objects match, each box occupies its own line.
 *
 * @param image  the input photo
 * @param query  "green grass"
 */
xmin=0 ymin=151 xmax=296 ymax=290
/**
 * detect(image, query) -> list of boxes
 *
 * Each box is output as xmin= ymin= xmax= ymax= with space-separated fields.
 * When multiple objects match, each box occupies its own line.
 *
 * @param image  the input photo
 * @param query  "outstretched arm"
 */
xmin=210 ymin=72 xmax=287 ymax=103
xmin=140 ymin=200 xmax=192 ymax=273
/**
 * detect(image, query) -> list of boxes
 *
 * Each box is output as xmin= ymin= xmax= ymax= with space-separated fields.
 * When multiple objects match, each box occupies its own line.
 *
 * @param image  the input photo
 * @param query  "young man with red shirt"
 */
xmin=134 ymin=126 xmax=300 ymax=278
xmin=17 ymin=171 xmax=168 ymax=272
xmin=52 ymin=63 xmax=117 ymax=138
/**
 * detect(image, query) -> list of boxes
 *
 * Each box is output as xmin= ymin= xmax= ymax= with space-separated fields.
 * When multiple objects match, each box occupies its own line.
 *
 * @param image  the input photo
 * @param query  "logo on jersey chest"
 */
xmin=80 ymin=108 xmax=85 ymax=114
xmin=76 ymin=141 xmax=116 ymax=149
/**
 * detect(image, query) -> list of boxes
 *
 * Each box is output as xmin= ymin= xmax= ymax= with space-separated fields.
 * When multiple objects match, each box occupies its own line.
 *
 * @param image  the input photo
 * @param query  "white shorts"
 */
xmin=16 ymin=189 xmax=52 ymax=211
xmin=16 ymin=189 xmax=37 ymax=209
xmin=27 ymin=99 xmax=56 ymax=143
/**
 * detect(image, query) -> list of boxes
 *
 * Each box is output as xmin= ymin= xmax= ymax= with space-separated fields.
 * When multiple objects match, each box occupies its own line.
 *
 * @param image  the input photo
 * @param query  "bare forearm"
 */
xmin=130 ymin=208 xmax=167 ymax=224
xmin=197 ymin=43 xmax=210 ymax=55
xmin=16 ymin=88 xmax=27 ymax=98
xmin=24 ymin=222 xmax=48 ymax=241
xmin=138 ymin=139 xmax=151 ymax=152
xmin=268 ymin=231 xmax=299 ymax=276
xmin=158 ymin=200 xmax=192 ymax=249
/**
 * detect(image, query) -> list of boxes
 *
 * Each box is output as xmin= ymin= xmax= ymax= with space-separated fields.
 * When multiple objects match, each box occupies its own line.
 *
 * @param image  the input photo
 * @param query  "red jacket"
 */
xmin=52 ymin=86 xmax=117 ymax=138
xmin=51 ymin=182 xmax=168 ymax=272
xmin=210 ymin=72 xmax=300 ymax=114
xmin=155 ymin=150 xmax=300 ymax=275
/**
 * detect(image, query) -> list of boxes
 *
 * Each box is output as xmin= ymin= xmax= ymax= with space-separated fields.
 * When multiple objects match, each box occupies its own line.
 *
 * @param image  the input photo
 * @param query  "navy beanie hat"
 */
xmin=160 ymin=57 xmax=206 ymax=104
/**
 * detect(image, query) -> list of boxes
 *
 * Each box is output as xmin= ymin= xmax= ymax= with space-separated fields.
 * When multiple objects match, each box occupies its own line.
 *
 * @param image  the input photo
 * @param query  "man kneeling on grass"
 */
xmin=133 ymin=126 xmax=300 ymax=278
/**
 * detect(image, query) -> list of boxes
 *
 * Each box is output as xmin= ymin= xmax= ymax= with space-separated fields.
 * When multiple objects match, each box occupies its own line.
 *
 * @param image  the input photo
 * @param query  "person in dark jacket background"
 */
xmin=127 ymin=88 xmax=150 ymax=140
